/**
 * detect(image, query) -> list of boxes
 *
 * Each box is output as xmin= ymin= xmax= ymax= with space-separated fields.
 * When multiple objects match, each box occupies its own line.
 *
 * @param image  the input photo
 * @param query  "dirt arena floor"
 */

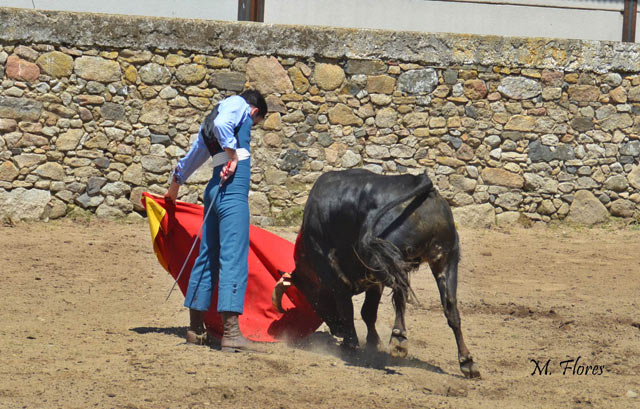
xmin=1 ymin=216 xmax=639 ymax=409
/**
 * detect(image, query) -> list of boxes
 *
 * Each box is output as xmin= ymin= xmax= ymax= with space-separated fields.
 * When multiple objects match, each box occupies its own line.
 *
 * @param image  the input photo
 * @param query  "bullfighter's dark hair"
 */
xmin=240 ymin=89 xmax=268 ymax=119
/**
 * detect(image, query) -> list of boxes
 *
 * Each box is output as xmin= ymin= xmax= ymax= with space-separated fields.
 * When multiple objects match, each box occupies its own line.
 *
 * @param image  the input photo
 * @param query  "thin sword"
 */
xmin=165 ymin=161 xmax=231 ymax=302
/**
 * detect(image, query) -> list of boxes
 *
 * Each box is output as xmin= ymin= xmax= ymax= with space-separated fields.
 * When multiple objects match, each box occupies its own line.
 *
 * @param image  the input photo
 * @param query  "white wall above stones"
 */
xmin=2 ymin=0 xmax=636 ymax=42
xmin=265 ymin=0 xmax=629 ymax=42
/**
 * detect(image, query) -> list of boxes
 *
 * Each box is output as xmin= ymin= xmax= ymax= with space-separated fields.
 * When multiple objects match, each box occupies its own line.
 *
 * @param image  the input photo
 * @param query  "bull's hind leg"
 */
xmin=430 ymin=252 xmax=480 ymax=378
xmin=361 ymin=285 xmax=383 ymax=349
xmin=390 ymin=287 xmax=409 ymax=358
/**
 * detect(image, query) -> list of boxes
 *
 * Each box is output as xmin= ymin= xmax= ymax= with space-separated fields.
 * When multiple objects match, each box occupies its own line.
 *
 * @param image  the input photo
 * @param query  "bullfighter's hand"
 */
xmin=165 ymin=176 xmax=179 ymax=203
xmin=220 ymin=149 xmax=238 ymax=183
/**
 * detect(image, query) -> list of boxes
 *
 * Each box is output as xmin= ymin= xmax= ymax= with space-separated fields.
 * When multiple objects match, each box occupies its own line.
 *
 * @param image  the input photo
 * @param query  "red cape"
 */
xmin=141 ymin=192 xmax=322 ymax=342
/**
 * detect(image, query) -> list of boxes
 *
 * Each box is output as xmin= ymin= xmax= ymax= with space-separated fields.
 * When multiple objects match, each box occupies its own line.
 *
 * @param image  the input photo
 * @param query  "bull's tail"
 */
xmin=355 ymin=171 xmax=434 ymax=297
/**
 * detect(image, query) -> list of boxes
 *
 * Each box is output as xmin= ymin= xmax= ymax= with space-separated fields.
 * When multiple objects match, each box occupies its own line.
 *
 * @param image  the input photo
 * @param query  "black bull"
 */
xmin=273 ymin=169 xmax=479 ymax=378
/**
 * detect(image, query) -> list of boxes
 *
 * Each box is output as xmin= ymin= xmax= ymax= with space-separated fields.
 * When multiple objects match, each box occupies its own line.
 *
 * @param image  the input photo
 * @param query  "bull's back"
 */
xmin=304 ymin=169 xmax=426 ymax=224
xmin=383 ymin=189 xmax=458 ymax=261
xmin=304 ymin=169 xmax=457 ymax=260
xmin=303 ymin=170 xmax=432 ymax=244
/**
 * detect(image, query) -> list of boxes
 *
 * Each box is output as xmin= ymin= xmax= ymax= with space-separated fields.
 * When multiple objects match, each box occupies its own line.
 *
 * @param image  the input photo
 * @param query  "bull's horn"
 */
xmin=272 ymin=274 xmax=292 ymax=313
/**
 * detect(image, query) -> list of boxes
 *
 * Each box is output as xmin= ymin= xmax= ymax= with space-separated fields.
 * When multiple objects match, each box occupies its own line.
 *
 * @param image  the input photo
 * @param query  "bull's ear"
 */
xmin=277 ymin=269 xmax=286 ymax=276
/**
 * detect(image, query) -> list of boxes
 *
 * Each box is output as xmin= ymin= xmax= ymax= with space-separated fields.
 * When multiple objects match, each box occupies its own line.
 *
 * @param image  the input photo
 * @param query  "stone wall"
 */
xmin=0 ymin=8 xmax=639 ymax=226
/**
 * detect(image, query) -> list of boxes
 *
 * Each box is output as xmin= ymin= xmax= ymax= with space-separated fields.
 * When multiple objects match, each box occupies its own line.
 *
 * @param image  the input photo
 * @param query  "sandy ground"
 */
xmin=1 ymin=217 xmax=639 ymax=409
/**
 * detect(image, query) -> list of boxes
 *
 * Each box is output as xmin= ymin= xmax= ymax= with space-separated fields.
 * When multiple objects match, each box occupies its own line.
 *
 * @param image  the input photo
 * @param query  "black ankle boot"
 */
xmin=186 ymin=309 xmax=210 ymax=345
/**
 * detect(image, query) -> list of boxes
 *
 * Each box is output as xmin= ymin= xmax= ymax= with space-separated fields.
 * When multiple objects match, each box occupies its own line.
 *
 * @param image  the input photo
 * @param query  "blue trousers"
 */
xmin=184 ymin=159 xmax=250 ymax=313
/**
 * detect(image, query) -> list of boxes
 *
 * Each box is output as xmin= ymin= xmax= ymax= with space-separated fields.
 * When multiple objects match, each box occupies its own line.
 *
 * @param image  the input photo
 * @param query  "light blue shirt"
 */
xmin=173 ymin=95 xmax=251 ymax=185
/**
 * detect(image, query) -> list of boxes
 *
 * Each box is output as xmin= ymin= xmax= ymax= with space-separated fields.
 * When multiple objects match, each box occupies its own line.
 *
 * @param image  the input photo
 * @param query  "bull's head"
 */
xmin=272 ymin=265 xmax=345 ymax=338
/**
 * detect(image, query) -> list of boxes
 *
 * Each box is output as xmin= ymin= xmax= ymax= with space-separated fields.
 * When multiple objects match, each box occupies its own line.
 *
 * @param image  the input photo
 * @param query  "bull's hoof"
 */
xmin=365 ymin=334 xmax=380 ymax=351
xmin=340 ymin=340 xmax=359 ymax=353
xmin=327 ymin=322 xmax=344 ymax=338
xmin=389 ymin=329 xmax=408 ymax=358
xmin=459 ymin=356 xmax=480 ymax=379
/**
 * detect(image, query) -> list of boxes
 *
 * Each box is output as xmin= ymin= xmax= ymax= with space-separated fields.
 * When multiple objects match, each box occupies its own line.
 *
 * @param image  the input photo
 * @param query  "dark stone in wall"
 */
xmin=503 ymin=131 xmax=524 ymax=141
xmin=279 ymin=149 xmax=307 ymax=173
xmin=317 ymin=132 xmax=332 ymax=147
xmin=528 ymin=140 xmax=553 ymax=162
xmin=464 ymin=105 xmax=477 ymax=119
xmin=345 ymin=60 xmax=386 ymax=75
xmin=570 ymin=117 xmax=594 ymax=132
xmin=554 ymin=144 xmax=575 ymax=161
xmin=294 ymin=133 xmax=315 ymax=147
xmin=101 ymin=103 xmax=125 ymax=121
xmin=93 ymin=158 xmax=110 ymax=169
xmin=209 ymin=72 xmax=246 ymax=92
xmin=341 ymin=80 xmax=363 ymax=96
xmin=444 ymin=69 xmax=459 ymax=85
xmin=528 ymin=143 xmax=574 ymax=163
xmin=0 ymin=96 xmax=42 ymax=121
xmin=87 ymin=177 xmax=107 ymax=196
xmin=151 ymin=134 xmax=171 ymax=146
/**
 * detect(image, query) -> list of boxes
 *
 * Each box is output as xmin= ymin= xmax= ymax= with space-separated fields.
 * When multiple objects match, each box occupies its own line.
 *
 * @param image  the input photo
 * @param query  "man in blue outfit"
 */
xmin=165 ymin=90 xmax=267 ymax=351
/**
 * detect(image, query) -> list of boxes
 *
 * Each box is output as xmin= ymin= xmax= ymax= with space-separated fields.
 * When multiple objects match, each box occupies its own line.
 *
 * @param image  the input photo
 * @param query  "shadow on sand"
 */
xmin=288 ymin=331 xmax=447 ymax=375
xmin=131 ymin=326 xmax=186 ymax=338
xmin=130 ymin=326 xmax=225 ymax=350
xmin=130 ymin=326 xmax=446 ymax=375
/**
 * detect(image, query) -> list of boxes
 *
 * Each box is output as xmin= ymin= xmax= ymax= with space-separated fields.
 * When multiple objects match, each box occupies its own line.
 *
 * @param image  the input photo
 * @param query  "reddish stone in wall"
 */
xmin=464 ymin=79 xmax=488 ymax=100
xmin=541 ymin=69 xmax=564 ymax=87
xmin=6 ymin=55 xmax=40 ymax=81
